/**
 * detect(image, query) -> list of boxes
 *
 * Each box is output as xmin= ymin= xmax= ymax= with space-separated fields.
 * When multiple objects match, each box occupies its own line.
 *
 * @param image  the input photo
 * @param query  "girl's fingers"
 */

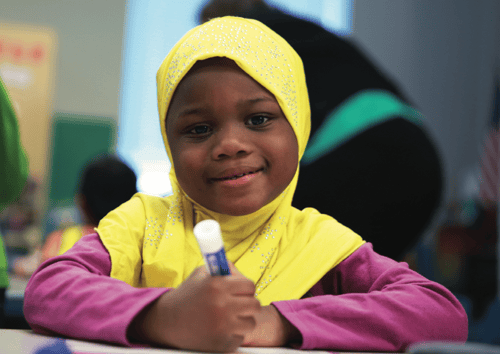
xmin=221 ymin=334 xmax=245 ymax=353
xmin=227 ymin=278 xmax=256 ymax=296
xmin=228 ymin=297 xmax=261 ymax=318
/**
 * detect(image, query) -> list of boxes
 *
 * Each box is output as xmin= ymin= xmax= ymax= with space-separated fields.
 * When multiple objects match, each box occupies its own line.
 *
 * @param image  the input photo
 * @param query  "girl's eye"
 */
xmin=189 ymin=125 xmax=211 ymax=135
xmin=247 ymin=115 xmax=269 ymax=126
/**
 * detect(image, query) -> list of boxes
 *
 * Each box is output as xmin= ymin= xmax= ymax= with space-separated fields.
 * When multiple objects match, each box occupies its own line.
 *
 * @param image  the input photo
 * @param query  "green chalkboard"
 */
xmin=47 ymin=113 xmax=116 ymax=207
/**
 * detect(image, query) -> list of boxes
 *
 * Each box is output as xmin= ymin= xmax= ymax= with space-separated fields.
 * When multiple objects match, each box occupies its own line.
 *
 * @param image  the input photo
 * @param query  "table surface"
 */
xmin=0 ymin=329 xmax=384 ymax=354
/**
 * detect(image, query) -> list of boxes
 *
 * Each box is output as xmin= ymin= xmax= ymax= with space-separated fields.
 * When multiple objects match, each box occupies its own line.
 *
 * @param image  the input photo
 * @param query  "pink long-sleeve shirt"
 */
xmin=24 ymin=233 xmax=467 ymax=352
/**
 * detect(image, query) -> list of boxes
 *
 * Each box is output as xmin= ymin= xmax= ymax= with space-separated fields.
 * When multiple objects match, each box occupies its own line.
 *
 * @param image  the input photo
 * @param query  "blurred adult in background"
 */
xmin=199 ymin=0 xmax=443 ymax=261
xmin=0 ymin=77 xmax=29 ymax=328
xmin=13 ymin=155 xmax=138 ymax=278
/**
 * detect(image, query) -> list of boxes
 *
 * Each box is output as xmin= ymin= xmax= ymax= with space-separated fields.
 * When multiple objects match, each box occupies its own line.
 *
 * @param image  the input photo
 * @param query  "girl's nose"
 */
xmin=211 ymin=125 xmax=252 ymax=160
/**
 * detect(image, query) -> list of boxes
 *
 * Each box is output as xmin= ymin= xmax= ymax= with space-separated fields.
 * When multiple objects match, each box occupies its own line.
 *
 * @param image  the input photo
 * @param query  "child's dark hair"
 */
xmin=79 ymin=155 xmax=137 ymax=225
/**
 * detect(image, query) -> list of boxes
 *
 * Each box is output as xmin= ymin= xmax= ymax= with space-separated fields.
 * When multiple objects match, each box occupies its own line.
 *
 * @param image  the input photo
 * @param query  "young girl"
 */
xmin=24 ymin=16 xmax=467 ymax=353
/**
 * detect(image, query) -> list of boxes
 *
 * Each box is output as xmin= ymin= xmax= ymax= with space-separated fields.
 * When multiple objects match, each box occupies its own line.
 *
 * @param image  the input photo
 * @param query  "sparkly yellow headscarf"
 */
xmin=97 ymin=17 xmax=364 ymax=306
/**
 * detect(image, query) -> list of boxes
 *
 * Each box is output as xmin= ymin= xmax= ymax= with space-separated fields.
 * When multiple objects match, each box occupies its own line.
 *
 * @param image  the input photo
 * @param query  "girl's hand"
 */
xmin=130 ymin=263 xmax=261 ymax=352
xmin=242 ymin=304 xmax=301 ymax=347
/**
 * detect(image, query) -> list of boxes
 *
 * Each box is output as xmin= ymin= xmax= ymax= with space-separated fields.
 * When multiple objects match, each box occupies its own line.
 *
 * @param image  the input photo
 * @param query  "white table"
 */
xmin=0 ymin=329 xmax=345 ymax=354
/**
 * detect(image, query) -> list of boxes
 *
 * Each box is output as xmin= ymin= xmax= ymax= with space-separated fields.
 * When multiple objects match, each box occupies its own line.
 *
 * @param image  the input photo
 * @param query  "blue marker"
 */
xmin=194 ymin=220 xmax=231 ymax=276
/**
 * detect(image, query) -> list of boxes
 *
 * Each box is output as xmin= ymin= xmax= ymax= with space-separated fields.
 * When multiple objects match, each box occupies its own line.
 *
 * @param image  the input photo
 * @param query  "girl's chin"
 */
xmin=215 ymin=206 xmax=261 ymax=216
xmin=207 ymin=193 xmax=283 ymax=216
xmin=209 ymin=200 xmax=267 ymax=216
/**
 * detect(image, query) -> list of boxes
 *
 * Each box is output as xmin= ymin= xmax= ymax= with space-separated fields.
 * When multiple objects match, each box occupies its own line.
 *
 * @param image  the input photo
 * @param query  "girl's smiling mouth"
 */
xmin=209 ymin=167 xmax=265 ymax=185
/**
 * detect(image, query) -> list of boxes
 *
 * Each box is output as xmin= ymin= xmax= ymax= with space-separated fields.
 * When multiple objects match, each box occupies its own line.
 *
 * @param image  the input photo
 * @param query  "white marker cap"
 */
xmin=194 ymin=219 xmax=223 ymax=254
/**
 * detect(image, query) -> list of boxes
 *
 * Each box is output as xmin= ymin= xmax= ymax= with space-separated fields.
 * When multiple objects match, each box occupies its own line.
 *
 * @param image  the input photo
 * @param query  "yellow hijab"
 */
xmin=97 ymin=16 xmax=364 ymax=306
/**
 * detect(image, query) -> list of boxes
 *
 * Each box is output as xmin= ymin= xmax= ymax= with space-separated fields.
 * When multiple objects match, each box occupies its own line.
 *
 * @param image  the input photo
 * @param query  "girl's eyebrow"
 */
xmin=177 ymin=107 xmax=208 ymax=118
xmin=177 ymin=96 xmax=278 ymax=118
xmin=244 ymin=95 xmax=278 ymax=107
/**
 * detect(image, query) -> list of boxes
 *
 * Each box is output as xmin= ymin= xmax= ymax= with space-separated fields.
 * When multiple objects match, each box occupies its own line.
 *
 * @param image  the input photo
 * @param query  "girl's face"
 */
xmin=166 ymin=59 xmax=299 ymax=216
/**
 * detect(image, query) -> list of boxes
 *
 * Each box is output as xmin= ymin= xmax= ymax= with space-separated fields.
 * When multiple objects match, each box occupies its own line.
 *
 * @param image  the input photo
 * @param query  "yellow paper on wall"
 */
xmin=0 ymin=23 xmax=58 ymax=192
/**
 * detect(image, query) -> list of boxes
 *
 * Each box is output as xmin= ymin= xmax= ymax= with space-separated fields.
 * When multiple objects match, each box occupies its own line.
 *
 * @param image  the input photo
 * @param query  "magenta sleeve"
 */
xmin=23 ymin=233 xmax=169 ymax=346
xmin=272 ymin=243 xmax=468 ymax=352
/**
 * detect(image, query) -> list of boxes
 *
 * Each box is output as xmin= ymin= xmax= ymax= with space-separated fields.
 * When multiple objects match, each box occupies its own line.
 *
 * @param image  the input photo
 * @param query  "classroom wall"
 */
xmin=352 ymin=0 xmax=500 ymax=205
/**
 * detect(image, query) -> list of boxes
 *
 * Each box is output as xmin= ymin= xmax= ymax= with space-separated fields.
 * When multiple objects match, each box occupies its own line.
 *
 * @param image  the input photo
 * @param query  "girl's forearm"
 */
xmin=24 ymin=233 xmax=168 ymax=346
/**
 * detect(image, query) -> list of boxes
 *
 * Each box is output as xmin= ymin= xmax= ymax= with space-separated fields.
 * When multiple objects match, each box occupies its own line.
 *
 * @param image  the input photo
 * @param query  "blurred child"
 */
xmin=24 ymin=17 xmax=467 ymax=352
xmin=13 ymin=155 xmax=137 ymax=277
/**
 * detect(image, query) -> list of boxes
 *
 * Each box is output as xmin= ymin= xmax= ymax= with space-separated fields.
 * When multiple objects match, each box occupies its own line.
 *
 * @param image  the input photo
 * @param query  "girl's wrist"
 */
xmin=270 ymin=304 xmax=301 ymax=346
xmin=127 ymin=299 xmax=159 ymax=344
xmin=243 ymin=304 xmax=301 ymax=347
xmin=127 ymin=292 xmax=176 ymax=347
